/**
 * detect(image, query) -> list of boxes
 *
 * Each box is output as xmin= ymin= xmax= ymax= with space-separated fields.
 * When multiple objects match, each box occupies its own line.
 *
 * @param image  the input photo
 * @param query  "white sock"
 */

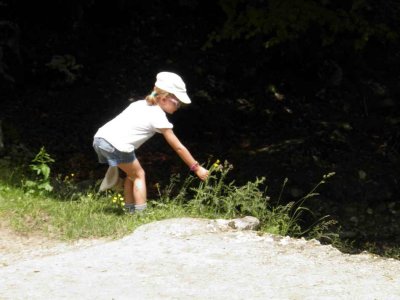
xmin=134 ymin=203 xmax=147 ymax=211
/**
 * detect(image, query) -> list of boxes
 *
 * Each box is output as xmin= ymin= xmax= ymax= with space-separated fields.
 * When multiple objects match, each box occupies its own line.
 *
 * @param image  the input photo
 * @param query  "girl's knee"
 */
xmin=137 ymin=168 xmax=145 ymax=178
xmin=128 ymin=168 xmax=145 ymax=181
xmin=124 ymin=177 xmax=133 ymax=186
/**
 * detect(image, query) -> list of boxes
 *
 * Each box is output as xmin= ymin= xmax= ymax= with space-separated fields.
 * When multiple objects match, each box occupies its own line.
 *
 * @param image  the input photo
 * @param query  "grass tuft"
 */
xmin=0 ymin=155 xmax=352 ymax=257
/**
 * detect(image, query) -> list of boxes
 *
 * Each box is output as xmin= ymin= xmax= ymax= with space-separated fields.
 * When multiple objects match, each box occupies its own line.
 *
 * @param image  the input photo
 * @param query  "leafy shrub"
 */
xmin=155 ymin=160 xmax=337 ymax=240
xmin=46 ymin=54 xmax=83 ymax=85
xmin=23 ymin=147 xmax=55 ymax=195
xmin=207 ymin=0 xmax=398 ymax=50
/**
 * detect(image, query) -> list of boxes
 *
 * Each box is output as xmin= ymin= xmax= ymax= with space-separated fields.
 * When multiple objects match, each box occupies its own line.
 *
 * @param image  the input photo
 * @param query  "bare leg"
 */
xmin=118 ymin=159 xmax=147 ymax=205
xmin=123 ymin=178 xmax=134 ymax=204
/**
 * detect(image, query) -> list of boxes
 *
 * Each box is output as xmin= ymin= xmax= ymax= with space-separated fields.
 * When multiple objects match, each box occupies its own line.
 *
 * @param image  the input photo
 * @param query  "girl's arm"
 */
xmin=160 ymin=128 xmax=209 ymax=181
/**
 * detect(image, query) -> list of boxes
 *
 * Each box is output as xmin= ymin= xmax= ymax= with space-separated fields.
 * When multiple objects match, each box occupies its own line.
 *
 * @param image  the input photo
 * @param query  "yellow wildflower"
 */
xmin=212 ymin=159 xmax=221 ymax=168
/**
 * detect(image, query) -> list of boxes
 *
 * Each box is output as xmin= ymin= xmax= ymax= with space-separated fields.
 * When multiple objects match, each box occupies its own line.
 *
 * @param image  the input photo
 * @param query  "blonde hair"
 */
xmin=145 ymin=87 xmax=168 ymax=105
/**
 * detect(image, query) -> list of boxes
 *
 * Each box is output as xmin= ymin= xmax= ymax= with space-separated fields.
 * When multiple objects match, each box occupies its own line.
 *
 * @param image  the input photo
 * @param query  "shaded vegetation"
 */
xmin=0 ymin=154 xmax=337 ymax=246
xmin=1 ymin=0 xmax=399 ymax=256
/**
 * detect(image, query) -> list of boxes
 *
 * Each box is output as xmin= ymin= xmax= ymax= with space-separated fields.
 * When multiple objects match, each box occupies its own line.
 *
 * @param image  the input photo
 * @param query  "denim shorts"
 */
xmin=93 ymin=137 xmax=136 ymax=166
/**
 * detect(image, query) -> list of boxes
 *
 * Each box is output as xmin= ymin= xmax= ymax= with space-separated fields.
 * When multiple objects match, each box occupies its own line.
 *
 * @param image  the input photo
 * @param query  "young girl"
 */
xmin=93 ymin=72 xmax=209 ymax=213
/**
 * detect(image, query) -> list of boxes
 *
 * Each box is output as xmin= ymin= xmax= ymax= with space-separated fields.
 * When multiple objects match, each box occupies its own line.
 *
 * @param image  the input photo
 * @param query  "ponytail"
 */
xmin=145 ymin=87 xmax=166 ymax=105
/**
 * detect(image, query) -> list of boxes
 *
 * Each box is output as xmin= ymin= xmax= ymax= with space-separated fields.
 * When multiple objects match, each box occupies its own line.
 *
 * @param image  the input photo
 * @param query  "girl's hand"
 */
xmin=195 ymin=166 xmax=209 ymax=181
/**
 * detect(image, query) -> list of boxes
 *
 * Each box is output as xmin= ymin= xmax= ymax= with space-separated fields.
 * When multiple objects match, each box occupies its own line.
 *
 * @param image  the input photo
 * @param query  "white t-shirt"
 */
xmin=94 ymin=100 xmax=173 ymax=152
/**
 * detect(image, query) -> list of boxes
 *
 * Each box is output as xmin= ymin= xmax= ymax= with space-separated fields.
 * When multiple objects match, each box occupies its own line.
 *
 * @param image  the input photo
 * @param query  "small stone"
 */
xmin=228 ymin=216 xmax=260 ymax=231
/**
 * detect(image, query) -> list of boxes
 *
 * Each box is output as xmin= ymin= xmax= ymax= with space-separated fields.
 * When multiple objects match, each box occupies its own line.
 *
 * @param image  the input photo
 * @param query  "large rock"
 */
xmin=1 ymin=217 xmax=400 ymax=299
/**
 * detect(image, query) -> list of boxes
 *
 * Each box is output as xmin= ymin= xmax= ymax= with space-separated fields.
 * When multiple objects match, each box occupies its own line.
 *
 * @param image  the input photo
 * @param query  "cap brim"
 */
xmin=175 ymin=92 xmax=191 ymax=104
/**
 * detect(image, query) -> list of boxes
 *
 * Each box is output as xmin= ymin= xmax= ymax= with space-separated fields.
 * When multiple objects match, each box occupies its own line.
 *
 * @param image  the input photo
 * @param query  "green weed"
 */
xmin=22 ymin=147 xmax=55 ymax=195
xmin=1 ymin=155 xmax=336 ymax=248
xmin=155 ymin=160 xmax=337 ymax=240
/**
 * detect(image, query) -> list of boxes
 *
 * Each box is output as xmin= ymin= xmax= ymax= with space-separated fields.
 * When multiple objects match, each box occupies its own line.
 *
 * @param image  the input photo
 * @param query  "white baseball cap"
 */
xmin=155 ymin=72 xmax=191 ymax=104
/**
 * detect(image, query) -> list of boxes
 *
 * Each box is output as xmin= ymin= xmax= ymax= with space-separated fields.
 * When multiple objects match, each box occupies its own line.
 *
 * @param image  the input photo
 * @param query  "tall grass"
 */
xmin=0 ymin=149 xmax=337 ymax=243
xmin=0 ymin=182 xmax=188 ymax=240
xmin=161 ymin=160 xmax=337 ymax=240
xmin=2 ymin=149 xmax=399 ymax=259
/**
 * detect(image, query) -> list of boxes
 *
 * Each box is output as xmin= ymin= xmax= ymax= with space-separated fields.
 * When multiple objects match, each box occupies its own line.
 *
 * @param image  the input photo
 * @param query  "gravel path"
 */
xmin=1 ymin=218 xmax=400 ymax=300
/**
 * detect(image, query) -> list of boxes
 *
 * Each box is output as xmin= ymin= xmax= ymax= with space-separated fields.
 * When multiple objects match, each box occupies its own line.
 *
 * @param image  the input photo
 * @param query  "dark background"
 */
xmin=1 ymin=0 xmax=399 ymax=254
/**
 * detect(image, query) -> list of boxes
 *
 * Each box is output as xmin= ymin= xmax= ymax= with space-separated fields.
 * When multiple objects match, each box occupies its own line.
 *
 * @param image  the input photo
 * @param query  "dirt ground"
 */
xmin=1 ymin=217 xmax=400 ymax=300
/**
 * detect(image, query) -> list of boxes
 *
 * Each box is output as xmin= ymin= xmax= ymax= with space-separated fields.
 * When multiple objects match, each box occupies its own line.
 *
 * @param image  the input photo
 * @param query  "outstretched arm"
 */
xmin=160 ymin=128 xmax=209 ymax=181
